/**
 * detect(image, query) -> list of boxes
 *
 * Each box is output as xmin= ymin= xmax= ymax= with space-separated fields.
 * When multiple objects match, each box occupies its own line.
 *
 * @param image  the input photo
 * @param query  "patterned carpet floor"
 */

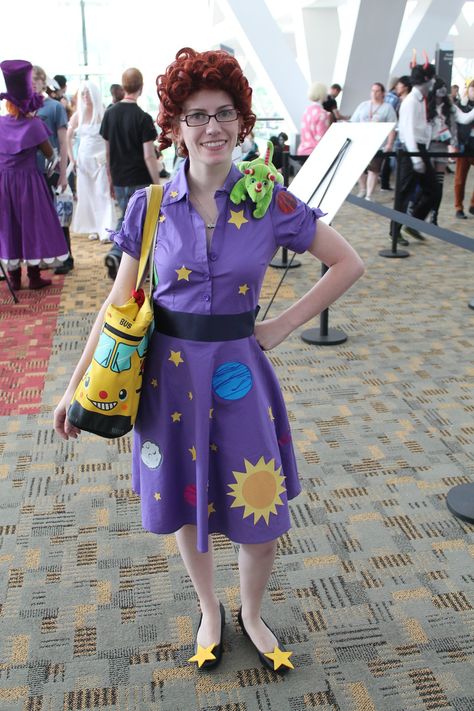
xmin=0 ymin=174 xmax=473 ymax=710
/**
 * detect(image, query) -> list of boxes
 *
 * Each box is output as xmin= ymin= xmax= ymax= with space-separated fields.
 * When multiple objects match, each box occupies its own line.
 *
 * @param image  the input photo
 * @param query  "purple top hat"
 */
xmin=0 ymin=59 xmax=44 ymax=114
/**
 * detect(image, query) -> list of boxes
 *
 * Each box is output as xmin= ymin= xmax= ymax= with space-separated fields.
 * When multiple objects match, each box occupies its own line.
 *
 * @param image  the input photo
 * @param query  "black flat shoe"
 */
xmin=188 ymin=602 xmax=225 ymax=670
xmin=237 ymin=607 xmax=294 ymax=673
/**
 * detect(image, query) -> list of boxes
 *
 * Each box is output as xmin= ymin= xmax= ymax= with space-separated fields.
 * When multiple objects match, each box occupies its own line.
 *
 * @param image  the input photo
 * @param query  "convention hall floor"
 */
xmin=0 ymin=172 xmax=473 ymax=710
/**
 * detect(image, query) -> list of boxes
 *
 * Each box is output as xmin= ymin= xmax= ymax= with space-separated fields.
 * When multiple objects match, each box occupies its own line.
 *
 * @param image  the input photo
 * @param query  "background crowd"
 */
xmin=1 ymin=55 xmax=474 ymax=291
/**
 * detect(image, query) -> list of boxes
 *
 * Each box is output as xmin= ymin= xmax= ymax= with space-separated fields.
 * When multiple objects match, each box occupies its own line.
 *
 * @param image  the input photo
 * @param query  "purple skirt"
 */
xmin=0 ymin=149 xmax=69 ymax=268
xmin=132 ymin=327 xmax=301 ymax=552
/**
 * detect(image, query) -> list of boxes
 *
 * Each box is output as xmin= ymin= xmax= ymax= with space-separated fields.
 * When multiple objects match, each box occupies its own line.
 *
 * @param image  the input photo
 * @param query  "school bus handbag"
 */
xmin=67 ymin=184 xmax=163 ymax=438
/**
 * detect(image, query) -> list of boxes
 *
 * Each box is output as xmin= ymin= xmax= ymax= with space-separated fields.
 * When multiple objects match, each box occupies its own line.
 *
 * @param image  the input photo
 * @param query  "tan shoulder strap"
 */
xmin=136 ymin=184 xmax=163 ymax=290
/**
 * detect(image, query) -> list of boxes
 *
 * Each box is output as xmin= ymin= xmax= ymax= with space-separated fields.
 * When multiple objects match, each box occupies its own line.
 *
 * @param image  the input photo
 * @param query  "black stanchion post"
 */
xmin=270 ymin=148 xmax=301 ymax=270
xmin=300 ymin=263 xmax=347 ymax=345
xmin=469 ymin=299 xmax=474 ymax=310
xmin=379 ymin=148 xmax=409 ymax=259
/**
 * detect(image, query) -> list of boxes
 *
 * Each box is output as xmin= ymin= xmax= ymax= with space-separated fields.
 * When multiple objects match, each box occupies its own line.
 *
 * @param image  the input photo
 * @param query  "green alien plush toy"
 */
xmin=230 ymin=140 xmax=284 ymax=218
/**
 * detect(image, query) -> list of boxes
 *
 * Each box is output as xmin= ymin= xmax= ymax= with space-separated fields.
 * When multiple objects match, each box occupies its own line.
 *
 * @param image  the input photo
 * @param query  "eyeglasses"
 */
xmin=180 ymin=108 xmax=239 ymax=127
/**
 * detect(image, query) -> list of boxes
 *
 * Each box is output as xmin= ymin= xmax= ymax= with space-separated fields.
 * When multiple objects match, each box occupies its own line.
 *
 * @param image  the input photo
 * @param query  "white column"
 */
xmin=338 ymin=0 xmax=408 ymax=115
xmin=216 ymin=0 xmax=309 ymax=133
xmin=295 ymin=6 xmax=341 ymax=87
xmin=391 ymin=0 xmax=466 ymax=78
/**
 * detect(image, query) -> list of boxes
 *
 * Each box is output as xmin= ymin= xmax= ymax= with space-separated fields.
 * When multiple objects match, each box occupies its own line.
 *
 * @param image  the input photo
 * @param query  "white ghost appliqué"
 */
xmin=141 ymin=440 xmax=163 ymax=470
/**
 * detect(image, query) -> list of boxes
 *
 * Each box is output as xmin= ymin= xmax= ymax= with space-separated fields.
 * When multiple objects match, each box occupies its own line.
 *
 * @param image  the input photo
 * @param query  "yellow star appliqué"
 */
xmin=170 ymin=190 xmax=179 ymax=198
xmin=150 ymin=378 xmax=158 ymax=388
xmin=268 ymin=406 xmax=275 ymax=422
xmin=189 ymin=446 xmax=197 ymax=461
xmin=210 ymin=443 xmax=218 ymax=452
xmin=169 ymin=350 xmax=184 ymax=367
xmin=209 ymin=408 xmax=214 ymax=419
xmin=176 ymin=265 xmax=192 ymax=281
xmin=188 ymin=391 xmax=193 ymax=400
xmin=263 ymin=646 xmax=294 ymax=670
xmin=228 ymin=209 xmax=248 ymax=230
xmin=238 ymin=284 xmax=249 ymax=295
xmin=208 ymin=502 xmax=216 ymax=516
xmin=188 ymin=644 xmax=216 ymax=667
xmin=171 ymin=411 xmax=182 ymax=422
xmin=159 ymin=213 xmax=166 ymax=223
xmin=154 ymin=492 xmax=161 ymax=501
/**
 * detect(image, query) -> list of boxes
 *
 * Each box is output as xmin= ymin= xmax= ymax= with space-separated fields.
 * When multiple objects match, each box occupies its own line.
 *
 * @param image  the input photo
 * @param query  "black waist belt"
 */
xmin=154 ymin=303 xmax=259 ymax=342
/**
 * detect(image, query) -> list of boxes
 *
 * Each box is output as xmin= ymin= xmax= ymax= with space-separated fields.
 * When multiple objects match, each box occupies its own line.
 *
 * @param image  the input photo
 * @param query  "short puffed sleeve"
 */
xmin=112 ymin=188 xmax=148 ymax=260
xmin=270 ymin=184 xmax=325 ymax=254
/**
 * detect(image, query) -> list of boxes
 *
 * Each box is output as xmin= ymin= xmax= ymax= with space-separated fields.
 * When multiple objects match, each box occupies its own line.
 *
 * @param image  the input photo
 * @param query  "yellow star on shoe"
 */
xmin=228 ymin=209 xmax=248 ymax=230
xmin=169 ymin=350 xmax=184 ymax=367
xmin=159 ymin=213 xmax=166 ymax=223
xmin=171 ymin=411 xmax=182 ymax=422
xmin=189 ymin=446 xmax=197 ymax=461
xmin=238 ymin=284 xmax=249 ymax=295
xmin=264 ymin=646 xmax=294 ymax=670
xmin=176 ymin=265 xmax=192 ymax=281
xmin=188 ymin=643 xmax=217 ymax=668
xmin=170 ymin=190 xmax=179 ymax=198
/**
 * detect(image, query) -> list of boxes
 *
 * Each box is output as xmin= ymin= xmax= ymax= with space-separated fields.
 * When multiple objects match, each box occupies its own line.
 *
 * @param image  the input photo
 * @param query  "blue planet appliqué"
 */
xmin=212 ymin=362 xmax=253 ymax=400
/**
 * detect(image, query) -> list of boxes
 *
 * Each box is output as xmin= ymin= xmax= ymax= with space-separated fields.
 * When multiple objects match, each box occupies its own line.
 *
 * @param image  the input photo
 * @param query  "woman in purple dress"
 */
xmin=54 ymin=48 xmax=364 ymax=672
xmin=0 ymin=60 xmax=69 ymax=290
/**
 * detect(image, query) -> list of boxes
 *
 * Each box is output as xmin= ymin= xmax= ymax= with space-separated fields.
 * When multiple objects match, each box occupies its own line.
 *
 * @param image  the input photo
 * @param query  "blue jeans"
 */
xmin=108 ymin=184 xmax=148 ymax=259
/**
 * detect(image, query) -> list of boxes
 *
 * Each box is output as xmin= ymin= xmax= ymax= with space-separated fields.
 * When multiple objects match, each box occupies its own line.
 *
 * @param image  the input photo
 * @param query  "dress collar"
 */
xmin=162 ymin=159 xmax=243 ymax=206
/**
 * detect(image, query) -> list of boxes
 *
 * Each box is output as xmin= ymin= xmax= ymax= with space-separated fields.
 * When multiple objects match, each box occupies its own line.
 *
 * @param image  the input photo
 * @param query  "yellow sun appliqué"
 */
xmin=227 ymin=456 xmax=286 ymax=525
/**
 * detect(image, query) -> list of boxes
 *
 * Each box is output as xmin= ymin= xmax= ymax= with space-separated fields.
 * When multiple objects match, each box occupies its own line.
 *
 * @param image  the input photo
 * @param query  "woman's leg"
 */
xmin=430 ymin=163 xmax=445 ymax=224
xmin=239 ymin=539 xmax=279 ymax=652
xmin=175 ymin=525 xmax=221 ymax=647
xmin=357 ymin=172 xmax=367 ymax=197
xmin=366 ymin=170 xmax=378 ymax=199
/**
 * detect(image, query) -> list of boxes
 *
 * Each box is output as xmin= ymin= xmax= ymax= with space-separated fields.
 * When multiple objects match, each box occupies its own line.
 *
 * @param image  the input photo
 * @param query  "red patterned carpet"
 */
xmin=0 ymin=276 xmax=64 ymax=415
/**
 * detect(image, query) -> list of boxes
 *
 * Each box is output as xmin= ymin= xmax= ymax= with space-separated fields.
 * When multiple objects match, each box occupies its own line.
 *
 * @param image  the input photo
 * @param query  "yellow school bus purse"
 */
xmin=68 ymin=184 xmax=163 ymax=438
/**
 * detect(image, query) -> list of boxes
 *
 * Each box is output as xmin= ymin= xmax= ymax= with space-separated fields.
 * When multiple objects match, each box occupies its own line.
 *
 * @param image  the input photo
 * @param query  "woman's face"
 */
xmin=175 ymin=88 xmax=241 ymax=169
xmin=82 ymin=88 xmax=92 ymax=106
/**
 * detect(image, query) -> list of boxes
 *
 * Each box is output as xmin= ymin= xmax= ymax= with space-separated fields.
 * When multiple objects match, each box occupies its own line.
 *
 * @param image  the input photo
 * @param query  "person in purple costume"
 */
xmin=0 ymin=60 xmax=69 ymax=290
xmin=54 ymin=48 xmax=364 ymax=672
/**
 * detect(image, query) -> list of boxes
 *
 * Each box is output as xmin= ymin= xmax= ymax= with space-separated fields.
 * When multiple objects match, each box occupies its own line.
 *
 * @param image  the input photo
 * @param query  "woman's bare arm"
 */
xmin=254 ymin=221 xmax=364 ymax=350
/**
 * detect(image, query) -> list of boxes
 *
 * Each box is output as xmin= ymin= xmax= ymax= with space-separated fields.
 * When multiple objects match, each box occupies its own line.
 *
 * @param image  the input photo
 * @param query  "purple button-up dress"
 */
xmin=114 ymin=162 xmax=323 ymax=552
xmin=0 ymin=115 xmax=68 ymax=268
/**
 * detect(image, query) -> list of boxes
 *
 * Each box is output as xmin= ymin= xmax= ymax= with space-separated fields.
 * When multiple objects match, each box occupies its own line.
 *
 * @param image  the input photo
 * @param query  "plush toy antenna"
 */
xmin=264 ymin=144 xmax=271 ymax=165
xmin=422 ymin=49 xmax=430 ymax=69
xmin=410 ymin=49 xmax=417 ymax=69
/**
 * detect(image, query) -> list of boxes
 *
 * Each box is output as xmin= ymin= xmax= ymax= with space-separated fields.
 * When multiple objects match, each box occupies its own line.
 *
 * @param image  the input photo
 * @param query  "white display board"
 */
xmin=289 ymin=122 xmax=396 ymax=224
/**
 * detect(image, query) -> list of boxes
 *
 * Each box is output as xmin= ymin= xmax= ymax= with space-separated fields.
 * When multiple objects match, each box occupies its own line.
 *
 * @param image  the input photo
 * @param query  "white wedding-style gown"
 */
xmin=71 ymin=123 xmax=115 ymax=241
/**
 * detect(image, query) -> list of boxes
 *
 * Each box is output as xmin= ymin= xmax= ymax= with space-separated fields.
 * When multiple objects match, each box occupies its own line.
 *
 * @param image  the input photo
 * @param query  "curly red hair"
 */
xmin=156 ymin=47 xmax=256 ymax=155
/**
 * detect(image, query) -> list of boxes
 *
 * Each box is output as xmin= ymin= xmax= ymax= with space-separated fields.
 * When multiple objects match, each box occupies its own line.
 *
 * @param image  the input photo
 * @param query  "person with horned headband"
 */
xmin=54 ymin=47 xmax=364 ymax=672
xmin=67 ymin=81 xmax=115 ymax=242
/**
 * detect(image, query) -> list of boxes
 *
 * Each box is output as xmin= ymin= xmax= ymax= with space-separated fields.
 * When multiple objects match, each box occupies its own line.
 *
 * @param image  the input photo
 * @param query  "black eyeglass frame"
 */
xmin=179 ymin=109 xmax=240 ymax=127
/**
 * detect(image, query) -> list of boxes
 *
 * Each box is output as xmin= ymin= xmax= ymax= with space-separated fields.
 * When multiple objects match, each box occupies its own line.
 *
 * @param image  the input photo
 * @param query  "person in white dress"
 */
xmin=67 ymin=82 xmax=115 ymax=242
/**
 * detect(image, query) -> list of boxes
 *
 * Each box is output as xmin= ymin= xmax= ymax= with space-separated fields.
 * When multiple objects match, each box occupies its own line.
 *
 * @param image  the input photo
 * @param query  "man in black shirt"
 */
xmin=100 ymin=67 xmax=159 ymax=279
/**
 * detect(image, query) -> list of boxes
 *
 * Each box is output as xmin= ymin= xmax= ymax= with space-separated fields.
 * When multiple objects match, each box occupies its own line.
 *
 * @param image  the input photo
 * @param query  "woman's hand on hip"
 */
xmin=254 ymin=316 xmax=291 ymax=351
